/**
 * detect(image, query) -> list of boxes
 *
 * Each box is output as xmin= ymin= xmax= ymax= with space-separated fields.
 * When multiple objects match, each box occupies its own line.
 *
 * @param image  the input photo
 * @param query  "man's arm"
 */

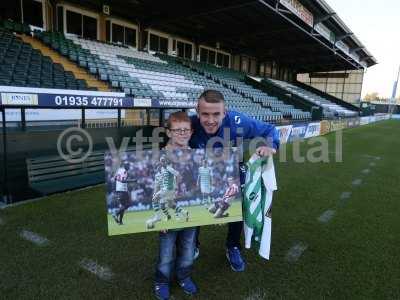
xmin=238 ymin=112 xmax=280 ymax=150
xmin=197 ymin=172 xmax=200 ymax=187
xmin=166 ymin=165 xmax=180 ymax=176
xmin=234 ymin=112 xmax=280 ymax=157
xmin=167 ymin=165 xmax=182 ymax=187
xmin=152 ymin=176 xmax=160 ymax=200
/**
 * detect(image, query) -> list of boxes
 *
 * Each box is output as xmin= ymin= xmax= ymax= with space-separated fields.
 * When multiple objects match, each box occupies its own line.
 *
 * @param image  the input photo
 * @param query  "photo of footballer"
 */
xmin=105 ymin=148 xmax=243 ymax=235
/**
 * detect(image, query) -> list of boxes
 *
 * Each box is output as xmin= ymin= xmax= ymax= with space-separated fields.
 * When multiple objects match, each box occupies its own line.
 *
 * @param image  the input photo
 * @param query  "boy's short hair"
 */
xmin=198 ymin=89 xmax=225 ymax=103
xmin=166 ymin=111 xmax=192 ymax=129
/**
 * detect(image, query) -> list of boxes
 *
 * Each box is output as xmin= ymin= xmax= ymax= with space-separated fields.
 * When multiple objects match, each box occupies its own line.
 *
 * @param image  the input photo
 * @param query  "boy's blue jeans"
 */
xmin=155 ymin=227 xmax=196 ymax=283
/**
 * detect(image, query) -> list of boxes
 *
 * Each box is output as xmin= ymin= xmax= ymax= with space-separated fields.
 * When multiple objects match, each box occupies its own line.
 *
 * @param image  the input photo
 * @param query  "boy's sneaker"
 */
xmin=154 ymin=282 xmax=169 ymax=300
xmin=193 ymin=247 xmax=200 ymax=260
xmin=178 ymin=277 xmax=198 ymax=295
xmin=226 ymin=247 xmax=245 ymax=272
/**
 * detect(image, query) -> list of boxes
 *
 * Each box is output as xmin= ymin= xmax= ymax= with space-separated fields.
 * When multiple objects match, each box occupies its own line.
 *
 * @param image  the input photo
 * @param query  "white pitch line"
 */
xmin=352 ymin=179 xmax=363 ymax=186
xmin=339 ymin=191 xmax=352 ymax=206
xmin=20 ymin=230 xmax=49 ymax=246
xmin=363 ymin=154 xmax=381 ymax=160
xmin=317 ymin=210 xmax=336 ymax=223
xmin=361 ymin=169 xmax=371 ymax=175
xmin=244 ymin=288 xmax=267 ymax=300
xmin=286 ymin=242 xmax=308 ymax=263
xmin=79 ymin=258 xmax=114 ymax=281
xmin=340 ymin=192 xmax=352 ymax=199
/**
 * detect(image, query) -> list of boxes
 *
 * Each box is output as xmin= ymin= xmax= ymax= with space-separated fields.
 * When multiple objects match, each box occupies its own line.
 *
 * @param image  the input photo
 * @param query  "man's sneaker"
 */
xmin=178 ymin=277 xmax=198 ymax=295
xmin=193 ymin=247 xmax=200 ymax=260
xmin=154 ymin=282 xmax=169 ymax=300
xmin=226 ymin=247 xmax=245 ymax=272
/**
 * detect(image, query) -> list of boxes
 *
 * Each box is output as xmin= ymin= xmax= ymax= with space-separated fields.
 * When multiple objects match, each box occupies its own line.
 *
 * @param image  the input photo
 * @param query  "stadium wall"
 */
xmin=276 ymin=114 xmax=392 ymax=144
xmin=297 ymin=70 xmax=365 ymax=105
xmin=294 ymin=79 xmax=360 ymax=111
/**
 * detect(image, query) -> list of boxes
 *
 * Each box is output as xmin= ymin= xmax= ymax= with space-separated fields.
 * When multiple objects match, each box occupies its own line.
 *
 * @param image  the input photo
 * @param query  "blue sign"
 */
xmin=43 ymin=94 xmax=133 ymax=108
xmin=0 ymin=92 xmax=196 ymax=109
xmin=288 ymin=123 xmax=307 ymax=142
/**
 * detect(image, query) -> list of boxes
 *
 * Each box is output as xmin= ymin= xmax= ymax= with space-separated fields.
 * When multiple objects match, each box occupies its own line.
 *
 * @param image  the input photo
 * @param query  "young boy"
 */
xmin=154 ymin=111 xmax=198 ymax=300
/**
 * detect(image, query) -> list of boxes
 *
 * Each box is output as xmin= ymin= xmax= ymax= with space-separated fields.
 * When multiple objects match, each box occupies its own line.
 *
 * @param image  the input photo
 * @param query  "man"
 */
xmin=197 ymin=158 xmax=213 ymax=208
xmin=112 ymin=161 xmax=132 ymax=225
xmin=208 ymin=176 xmax=239 ymax=218
xmin=190 ymin=89 xmax=279 ymax=272
xmin=146 ymin=155 xmax=188 ymax=229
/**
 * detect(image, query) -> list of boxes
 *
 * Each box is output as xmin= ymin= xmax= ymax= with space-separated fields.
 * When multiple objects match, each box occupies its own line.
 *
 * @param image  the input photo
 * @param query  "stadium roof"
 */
xmin=77 ymin=0 xmax=377 ymax=73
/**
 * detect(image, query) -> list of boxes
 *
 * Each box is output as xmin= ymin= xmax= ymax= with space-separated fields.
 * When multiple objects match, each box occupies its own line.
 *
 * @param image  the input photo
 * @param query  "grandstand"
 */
xmin=30 ymin=31 xmax=307 ymax=122
xmin=0 ymin=0 xmax=377 ymax=204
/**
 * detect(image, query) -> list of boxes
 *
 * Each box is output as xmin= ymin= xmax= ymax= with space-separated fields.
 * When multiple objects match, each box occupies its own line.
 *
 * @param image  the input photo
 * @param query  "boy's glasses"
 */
xmin=169 ymin=128 xmax=191 ymax=134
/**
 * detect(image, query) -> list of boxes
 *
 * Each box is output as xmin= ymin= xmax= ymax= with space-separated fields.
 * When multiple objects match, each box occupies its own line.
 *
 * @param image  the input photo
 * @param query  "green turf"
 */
xmin=1 ymin=120 xmax=400 ymax=299
xmin=108 ymin=201 xmax=242 ymax=235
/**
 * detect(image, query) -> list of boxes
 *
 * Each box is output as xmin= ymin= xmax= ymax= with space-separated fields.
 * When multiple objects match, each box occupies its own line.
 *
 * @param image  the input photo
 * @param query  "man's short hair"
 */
xmin=198 ymin=89 xmax=225 ymax=103
xmin=166 ymin=111 xmax=191 ymax=129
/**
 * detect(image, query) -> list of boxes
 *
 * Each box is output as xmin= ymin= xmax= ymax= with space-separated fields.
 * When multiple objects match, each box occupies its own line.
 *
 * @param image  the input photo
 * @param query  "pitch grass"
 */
xmin=108 ymin=201 xmax=242 ymax=235
xmin=1 ymin=120 xmax=400 ymax=299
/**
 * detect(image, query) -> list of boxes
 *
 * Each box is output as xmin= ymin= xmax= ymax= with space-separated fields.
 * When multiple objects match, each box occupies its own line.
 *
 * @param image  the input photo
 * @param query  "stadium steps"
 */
xmin=18 ymin=34 xmax=111 ymax=92
xmin=264 ymin=78 xmax=358 ymax=118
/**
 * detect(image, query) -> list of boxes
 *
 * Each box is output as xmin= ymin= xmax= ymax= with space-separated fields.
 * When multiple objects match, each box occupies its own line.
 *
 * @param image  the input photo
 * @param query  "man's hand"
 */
xmin=255 ymin=146 xmax=276 ymax=157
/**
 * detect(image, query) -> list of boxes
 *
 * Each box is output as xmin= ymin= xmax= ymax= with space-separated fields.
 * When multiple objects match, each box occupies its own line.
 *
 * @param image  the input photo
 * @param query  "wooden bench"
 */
xmin=26 ymin=150 xmax=105 ymax=195
xmin=26 ymin=145 xmax=151 ymax=196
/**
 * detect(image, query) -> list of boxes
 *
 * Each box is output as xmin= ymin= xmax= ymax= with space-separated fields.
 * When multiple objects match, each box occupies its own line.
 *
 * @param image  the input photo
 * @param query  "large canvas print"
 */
xmin=105 ymin=147 xmax=243 ymax=235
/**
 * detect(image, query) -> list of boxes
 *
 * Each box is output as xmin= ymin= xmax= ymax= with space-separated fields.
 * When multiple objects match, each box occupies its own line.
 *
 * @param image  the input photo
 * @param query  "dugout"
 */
xmin=0 ymin=87 xmax=189 ymax=204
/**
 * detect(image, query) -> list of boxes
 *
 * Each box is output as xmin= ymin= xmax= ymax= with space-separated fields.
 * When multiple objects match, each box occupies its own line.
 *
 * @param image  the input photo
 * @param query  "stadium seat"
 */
xmin=0 ymin=27 xmax=92 ymax=91
xmin=27 ymin=30 xmax=309 ymax=122
xmin=266 ymin=78 xmax=358 ymax=118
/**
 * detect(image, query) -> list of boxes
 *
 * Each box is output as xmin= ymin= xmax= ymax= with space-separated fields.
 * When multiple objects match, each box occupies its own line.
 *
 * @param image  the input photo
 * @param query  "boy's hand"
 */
xmin=160 ymin=229 xmax=168 ymax=234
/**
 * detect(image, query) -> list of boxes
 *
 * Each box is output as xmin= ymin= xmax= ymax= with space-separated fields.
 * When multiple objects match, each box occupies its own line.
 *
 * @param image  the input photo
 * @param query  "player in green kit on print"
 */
xmin=197 ymin=158 xmax=213 ymax=208
xmin=146 ymin=154 xmax=189 ymax=229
